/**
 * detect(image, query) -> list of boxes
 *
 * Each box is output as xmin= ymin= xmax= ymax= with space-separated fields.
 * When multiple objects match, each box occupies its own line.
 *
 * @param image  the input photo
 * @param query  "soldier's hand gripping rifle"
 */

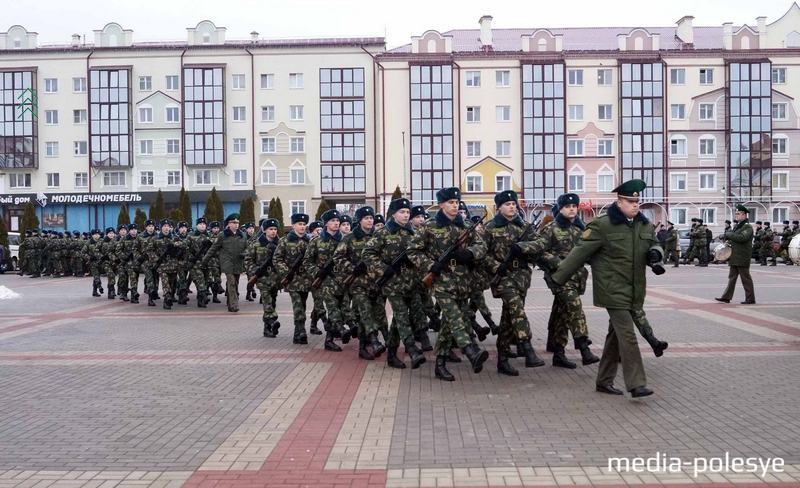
xmin=149 ymin=239 xmax=175 ymax=273
xmin=310 ymin=258 xmax=335 ymax=290
xmin=422 ymin=214 xmax=486 ymax=289
xmin=186 ymin=239 xmax=213 ymax=270
xmin=489 ymin=211 xmax=542 ymax=289
xmin=279 ymin=248 xmax=306 ymax=288
xmin=247 ymin=240 xmax=279 ymax=287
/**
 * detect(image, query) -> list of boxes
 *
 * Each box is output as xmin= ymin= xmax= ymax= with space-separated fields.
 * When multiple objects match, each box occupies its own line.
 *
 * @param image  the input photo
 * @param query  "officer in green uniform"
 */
xmin=203 ymin=213 xmax=249 ymax=312
xmin=553 ymin=179 xmax=662 ymax=398
xmin=715 ymin=205 xmax=756 ymax=304
xmin=273 ymin=213 xmax=312 ymax=344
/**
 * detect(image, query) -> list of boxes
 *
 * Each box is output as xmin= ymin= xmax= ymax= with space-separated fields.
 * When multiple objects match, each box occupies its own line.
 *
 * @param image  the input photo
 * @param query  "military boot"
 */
xmin=338 ymin=324 xmax=352 ymax=344
xmin=358 ymin=340 xmax=375 ymax=360
xmin=415 ymin=328 xmax=433 ymax=352
xmin=552 ymin=345 xmax=577 ymax=369
xmin=497 ymin=352 xmax=519 ymax=376
xmin=471 ymin=319 xmax=490 ymax=342
xmin=481 ymin=312 xmax=498 ymax=336
xmin=404 ymin=339 xmax=427 ymax=369
xmin=246 ymin=285 xmax=255 ymax=301
xmin=370 ymin=333 xmax=386 ymax=357
xmin=130 ymin=291 xmax=139 ymax=304
xmin=263 ymin=319 xmax=276 ymax=338
xmin=641 ymin=331 xmax=669 ymax=357
xmin=445 ymin=349 xmax=462 ymax=363
xmin=177 ymin=290 xmax=189 ymax=305
xmin=387 ymin=346 xmax=406 ymax=369
xmin=148 ymin=291 xmax=157 ymax=307
xmin=770 ymin=258 xmax=777 ymax=266
xmin=107 ymin=284 xmax=116 ymax=300
xmin=324 ymin=332 xmax=342 ymax=352
xmin=520 ymin=341 xmax=545 ymax=368
xmin=92 ymin=283 xmax=101 ymax=297
xmin=461 ymin=343 xmax=489 ymax=373
xmin=428 ymin=315 xmax=441 ymax=332
xmin=163 ymin=294 xmax=173 ymax=310
xmin=293 ymin=323 xmax=308 ymax=344
xmin=434 ymin=356 xmax=455 ymax=381
xmin=272 ymin=321 xmax=281 ymax=336
xmin=197 ymin=292 xmax=207 ymax=308
xmin=575 ymin=336 xmax=600 ymax=365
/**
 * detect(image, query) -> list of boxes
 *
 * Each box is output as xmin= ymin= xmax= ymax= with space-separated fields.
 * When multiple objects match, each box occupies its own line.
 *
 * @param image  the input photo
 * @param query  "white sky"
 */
xmin=3 ymin=0 xmax=795 ymax=49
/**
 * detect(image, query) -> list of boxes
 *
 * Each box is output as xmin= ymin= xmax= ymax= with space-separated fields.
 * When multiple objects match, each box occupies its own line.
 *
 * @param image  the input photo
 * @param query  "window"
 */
xmin=184 ymin=66 xmax=225 ymax=166
xmin=496 ymin=140 xmax=511 ymax=156
xmin=568 ymin=69 xmax=583 ymax=86
xmin=139 ymin=76 xmax=152 ymax=91
xmin=670 ymin=208 xmax=687 ymax=226
xmin=773 ymin=207 xmax=788 ymax=223
xmin=261 ymin=105 xmax=275 ymax=122
xmin=74 ymin=172 xmax=88 ymax=188
xmin=465 ymin=71 xmax=481 ymax=87
xmin=466 ymin=174 xmax=482 ymax=192
xmin=234 ymin=169 xmax=247 ymax=185
xmin=45 ymin=141 xmax=59 ymax=157
xmin=670 ymin=68 xmax=685 ymax=85
xmin=496 ymin=105 xmax=511 ymax=122
xmin=700 ymin=208 xmax=716 ymax=225
xmin=44 ymin=78 xmax=58 ymax=93
xmin=45 ymin=110 xmax=58 ymax=125
xmin=597 ymin=139 xmax=614 ymax=156
xmin=46 ymin=172 xmax=60 ymax=188
xmin=597 ymin=173 xmax=614 ymax=192
xmin=90 ymin=68 xmax=132 ymax=167
xmin=233 ymin=138 xmax=246 ymax=154
xmin=261 ymin=165 xmax=276 ymax=184
xmin=466 ymin=106 xmax=481 ymax=122
xmin=772 ymin=67 xmax=786 ymax=84
xmin=699 ymin=68 xmax=714 ymax=85
xmin=699 ymin=136 xmax=716 ymax=156
xmin=699 ymin=103 xmax=714 ymax=120
xmin=261 ymin=200 xmax=271 ymax=216
xmin=167 ymin=139 xmax=180 ymax=154
xmin=195 ymin=169 xmax=217 ymax=185
xmin=1 ymin=70 xmax=37 ymax=168
xmin=670 ymin=172 xmax=687 ymax=191
xmin=166 ymin=75 xmax=179 ymax=90
xmin=568 ymin=105 xmax=583 ymax=121
xmin=597 ymin=69 xmax=612 ymax=86
xmin=568 ymin=173 xmax=584 ymax=192
xmin=233 ymin=106 xmax=246 ymax=121
xmin=772 ymin=136 xmax=788 ymax=155
xmin=496 ymin=174 xmax=511 ymax=192
xmin=73 ymin=109 xmax=87 ymax=124
xmin=167 ymin=170 xmax=181 ymax=186
xmin=290 ymin=137 xmax=305 ymax=153
xmin=772 ymin=171 xmax=788 ymax=190
xmin=567 ymin=139 xmax=584 ymax=156
xmin=9 ymin=173 xmax=31 ymax=188
xmin=320 ymin=68 xmax=365 ymax=98
xmin=260 ymin=73 xmax=274 ymax=89
xmin=290 ymin=105 xmax=304 ymax=120
xmin=729 ymin=61 xmax=772 ymax=198
xmin=466 ymin=141 xmax=481 ymax=157
xmin=289 ymin=73 xmax=304 ymax=89
xmin=73 ymin=77 xmax=86 ymax=92
xmin=232 ymin=74 xmax=245 ymax=90
xmin=699 ymin=172 xmax=716 ymax=191
xmin=320 ymin=100 xmax=365 ymax=129
xmin=772 ymin=103 xmax=787 ymax=120
xmin=73 ymin=141 xmax=88 ymax=155
xmin=290 ymin=165 xmax=306 ymax=184
xmin=139 ymin=107 xmax=153 ymax=123
xmin=261 ymin=137 xmax=275 ymax=153
xmin=670 ymin=136 xmax=687 ymax=156
xmin=103 ymin=171 xmax=126 ymax=187
xmin=671 ymin=104 xmax=686 ymax=120
xmin=495 ymin=70 xmax=510 ymax=87
xmin=598 ymin=105 xmax=612 ymax=120
xmin=139 ymin=140 xmax=153 ymax=155
xmin=165 ymin=107 xmax=180 ymax=123
xmin=140 ymin=171 xmax=154 ymax=186
xmin=290 ymin=201 xmax=306 ymax=215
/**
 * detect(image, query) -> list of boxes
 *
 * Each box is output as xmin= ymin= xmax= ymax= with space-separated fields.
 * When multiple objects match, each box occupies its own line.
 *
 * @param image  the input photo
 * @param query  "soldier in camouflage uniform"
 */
xmin=410 ymin=206 xmax=441 ymax=335
xmin=70 ymin=231 xmax=84 ymax=276
xmin=98 ymin=227 xmax=117 ymax=298
xmin=114 ymin=224 xmax=130 ymax=300
xmin=17 ymin=231 xmax=31 ymax=276
xmin=664 ymin=221 xmax=679 ymax=267
xmin=483 ymin=190 xmax=545 ymax=375
xmin=207 ymin=221 xmax=224 ymax=303
xmin=245 ymin=219 xmax=282 ymax=337
xmin=363 ymin=200 xmax=427 ymax=368
xmin=137 ymin=220 xmax=158 ymax=302
xmin=305 ymin=209 xmax=352 ymax=351
xmin=373 ymin=214 xmax=385 ymax=231
xmin=760 ymin=222 xmax=776 ymax=266
xmin=60 ymin=232 xmax=72 ymax=276
xmin=408 ymin=187 xmax=489 ymax=381
xmin=779 ymin=220 xmax=794 ymax=265
xmin=188 ymin=217 xmax=213 ymax=307
xmin=84 ymin=229 xmax=104 ymax=296
xmin=27 ymin=229 xmax=42 ymax=277
xmin=121 ymin=224 xmax=142 ymax=303
xmin=307 ymin=221 xmax=326 ymax=335
xmin=244 ymin=222 xmax=258 ymax=302
xmin=274 ymin=213 xmax=312 ymax=344
xmin=336 ymin=206 xmax=388 ymax=361
xmin=173 ymin=221 xmax=192 ymax=304
xmin=691 ymin=219 xmax=708 ymax=266
xmin=151 ymin=219 xmax=182 ymax=309
xmin=753 ymin=221 xmax=763 ymax=263
xmin=337 ymin=214 xmax=357 ymax=334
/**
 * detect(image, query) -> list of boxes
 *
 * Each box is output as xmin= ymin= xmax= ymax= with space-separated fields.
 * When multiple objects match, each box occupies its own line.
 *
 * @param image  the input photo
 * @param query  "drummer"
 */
xmin=715 ymin=204 xmax=756 ymax=305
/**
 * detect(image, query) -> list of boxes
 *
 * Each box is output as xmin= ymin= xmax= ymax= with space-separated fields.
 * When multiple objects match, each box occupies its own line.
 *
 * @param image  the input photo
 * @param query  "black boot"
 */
xmin=177 ymin=290 xmax=188 ymax=305
xmin=435 ymin=355 xmax=455 ymax=381
xmin=481 ymin=312 xmax=498 ymax=336
xmin=272 ymin=321 xmax=281 ymax=336
xmin=309 ymin=323 xmax=323 ymax=335
xmin=497 ymin=352 xmax=519 ymax=376
xmin=428 ymin=316 xmax=441 ymax=332
xmin=404 ymin=340 xmax=427 ymax=369
xmin=92 ymin=283 xmax=100 ymax=297
xmin=130 ymin=292 xmax=139 ymax=304
xmin=263 ymin=319 xmax=276 ymax=338
xmin=324 ymin=332 xmax=342 ymax=352
xmin=148 ymin=292 xmax=156 ymax=307
xmin=575 ymin=336 xmax=600 ymax=365
xmin=370 ymin=333 xmax=386 ymax=357
xmin=358 ymin=340 xmax=375 ymax=360
xmin=338 ymin=324 xmax=352 ymax=344
xmin=107 ymin=284 xmax=116 ymax=300
xmin=471 ymin=319 xmax=490 ymax=342
xmin=119 ymin=289 xmax=129 ymax=302
xmin=387 ymin=346 xmax=406 ymax=369
xmin=552 ymin=346 xmax=577 ymax=369
xmin=642 ymin=331 xmax=669 ymax=357
xmin=246 ymin=285 xmax=255 ymax=301
xmin=520 ymin=341 xmax=545 ymax=368
xmin=461 ymin=343 xmax=489 ymax=374
xmin=293 ymin=324 xmax=308 ymax=344
xmin=415 ymin=328 xmax=433 ymax=352
xmin=163 ymin=294 xmax=173 ymax=310
xmin=197 ymin=292 xmax=207 ymax=308
xmin=212 ymin=292 xmax=221 ymax=303
xmin=445 ymin=349 xmax=462 ymax=363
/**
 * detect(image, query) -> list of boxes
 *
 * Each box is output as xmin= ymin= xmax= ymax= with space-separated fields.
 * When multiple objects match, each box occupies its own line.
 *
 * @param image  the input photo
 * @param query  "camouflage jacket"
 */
xmin=116 ymin=234 xmax=140 ymax=268
xmin=244 ymin=234 xmax=280 ymax=288
xmin=187 ymin=230 xmax=212 ymax=268
xmin=692 ymin=224 xmax=707 ymax=244
xmin=334 ymin=225 xmax=374 ymax=292
xmin=151 ymin=233 xmax=183 ymax=273
xmin=664 ymin=228 xmax=678 ymax=249
xmin=781 ymin=227 xmax=794 ymax=246
xmin=761 ymin=228 xmax=775 ymax=245
xmin=520 ymin=213 xmax=588 ymax=295
xmin=483 ymin=213 xmax=534 ymax=296
xmin=362 ymin=218 xmax=417 ymax=296
xmin=99 ymin=237 xmax=118 ymax=265
xmin=273 ymin=231 xmax=311 ymax=292
xmin=407 ymin=210 xmax=487 ymax=297
xmin=305 ymin=230 xmax=344 ymax=295
xmin=82 ymin=239 xmax=104 ymax=264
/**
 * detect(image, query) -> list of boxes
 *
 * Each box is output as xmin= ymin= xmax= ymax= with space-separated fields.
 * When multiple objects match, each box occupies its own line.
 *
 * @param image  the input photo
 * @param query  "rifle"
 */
xmin=311 ymin=258 xmax=335 ymax=290
xmin=489 ymin=211 xmax=543 ymax=288
xmin=342 ymin=259 xmax=365 ymax=288
xmin=280 ymin=247 xmax=306 ymax=288
xmin=422 ymin=214 xmax=486 ymax=289
xmin=367 ymin=249 xmax=410 ymax=299
xmin=186 ymin=238 xmax=213 ymax=270
xmin=149 ymin=238 xmax=175 ymax=273
xmin=247 ymin=240 xmax=279 ymax=287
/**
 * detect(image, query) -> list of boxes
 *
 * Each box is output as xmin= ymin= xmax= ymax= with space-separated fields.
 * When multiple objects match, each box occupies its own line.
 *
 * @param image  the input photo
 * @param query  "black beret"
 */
xmin=127 ymin=223 xmax=137 ymax=231
xmin=209 ymin=221 xmax=221 ymax=228
xmin=196 ymin=217 xmax=207 ymax=225
xmin=436 ymin=187 xmax=461 ymax=203
xmin=82 ymin=232 xmax=89 ymax=238
xmin=494 ymin=190 xmax=518 ymax=207
xmin=291 ymin=213 xmax=310 ymax=224
xmin=388 ymin=198 xmax=412 ymax=215
xmin=557 ymin=193 xmax=580 ymax=207
xmin=320 ymin=209 xmax=340 ymax=223
xmin=691 ymin=218 xmax=698 ymax=222
xmin=725 ymin=220 xmax=732 ymax=224
xmin=764 ymin=222 xmax=770 ymax=226
xmin=612 ymin=178 xmax=646 ymax=198
xmin=91 ymin=229 xmax=101 ymax=235
xmin=667 ymin=221 xmax=674 ymax=226
xmin=339 ymin=215 xmax=353 ymax=224
xmin=354 ymin=206 xmax=375 ymax=221
xmin=144 ymin=219 xmax=155 ymax=226
xmin=308 ymin=221 xmax=322 ymax=232
xmin=793 ymin=221 xmax=799 ymax=225
xmin=697 ymin=219 xmax=703 ymax=224
xmin=374 ymin=214 xmax=385 ymax=224
xmin=176 ymin=221 xmax=187 ymax=229
xmin=105 ymin=227 xmax=115 ymax=234
xmin=410 ymin=205 xmax=427 ymax=219
xmin=261 ymin=218 xmax=279 ymax=229
xmin=24 ymin=230 xmax=32 ymax=236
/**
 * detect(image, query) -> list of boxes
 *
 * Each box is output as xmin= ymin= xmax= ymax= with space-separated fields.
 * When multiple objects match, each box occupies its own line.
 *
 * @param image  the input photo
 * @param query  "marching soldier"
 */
xmin=207 ymin=221 xmax=224 ymax=303
xmin=173 ymin=221 xmax=192 ymax=304
xmin=203 ymin=213 xmax=249 ymax=313
xmin=84 ymin=229 xmax=104 ymax=296
xmin=138 ymin=219 xmax=158 ymax=303
xmin=100 ymin=227 xmax=118 ymax=299
xmin=664 ymin=221 xmax=679 ymax=267
xmin=71 ymin=231 xmax=84 ymax=277
xmin=307 ymin=221 xmax=327 ymax=335
xmin=374 ymin=214 xmax=385 ymax=231
xmin=693 ymin=218 xmax=708 ymax=267
xmin=188 ymin=217 xmax=213 ymax=307
xmin=409 ymin=205 xmax=441 ymax=336
xmin=273 ymin=213 xmax=313 ymax=344
xmin=753 ymin=221 xmax=763 ymax=263
xmin=339 ymin=214 xmax=352 ymax=235
xmin=683 ymin=219 xmax=697 ymax=264
xmin=244 ymin=222 xmax=258 ymax=302
xmin=151 ymin=219 xmax=182 ymax=309
xmin=716 ymin=205 xmax=756 ymax=304
xmin=117 ymin=223 xmax=140 ymax=303
xmin=407 ymin=187 xmax=489 ymax=382
xmin=779 ymin=220 xmax=793 ymax=265
xmin=115 ymin=224 xmax=130 ymax=300
xmin=245 ymin=218 xmax=282 ymax=337
xmin=337 ymin=214 xmax=356 ymax=331
xmin=760 ymin=222 xmax=776 ymax=266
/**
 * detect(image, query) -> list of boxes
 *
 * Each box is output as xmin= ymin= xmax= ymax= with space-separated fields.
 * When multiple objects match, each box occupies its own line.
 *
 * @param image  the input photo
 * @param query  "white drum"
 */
xmin=713 ymin=242 xmax=732 ymax=262
xmin=790 ymin=234 xmax=800 ymax=265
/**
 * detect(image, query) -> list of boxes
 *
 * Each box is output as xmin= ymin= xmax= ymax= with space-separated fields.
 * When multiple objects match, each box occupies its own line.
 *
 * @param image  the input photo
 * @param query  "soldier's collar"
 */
xmin=353 ymin=225 xmax=372 ymax=239
xmin=491 ymin=213 xmax=524 ymax=228
xmin=386 ymin=218 xmax=413 ymax=234
xmin=435 ymin=210 xmax=465 ymax=228
xmin=321 ymin=230 xmax=342 ymax=242
xmin=554 ymin=213 xmax=585 ymax=230
xmin=607 ymin=202 xmax=649 ymax=226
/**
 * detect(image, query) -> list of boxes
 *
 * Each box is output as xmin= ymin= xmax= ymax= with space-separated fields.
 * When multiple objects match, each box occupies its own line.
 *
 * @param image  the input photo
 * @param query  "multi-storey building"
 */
xmin=375 ymin=6 xmax=800 ymax=232
xmin=0 ymin=21 xmax=381 ymax=230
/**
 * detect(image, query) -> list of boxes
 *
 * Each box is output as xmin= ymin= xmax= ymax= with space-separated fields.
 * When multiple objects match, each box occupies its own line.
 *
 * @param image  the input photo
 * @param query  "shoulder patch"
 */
xmin=581 ymin=229 xmax=592 ymax=240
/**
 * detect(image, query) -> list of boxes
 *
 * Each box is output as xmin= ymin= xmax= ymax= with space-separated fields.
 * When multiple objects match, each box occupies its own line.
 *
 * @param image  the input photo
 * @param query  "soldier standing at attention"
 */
xmin=664 ymin=221 xmax=679 ymax=267
xmin=716 ymin=205 xmax=756 ymax=304
xmin=407 ymin=187 xmax=489 ymax=382
xmin=203 ymin=213 xmax=249 ymax=313
xmin=245 ymin=218 xmax=282 ymax=337
xmin=273 ymin=213 xmax=312 ymax=344
xmin=552 ymin=179 xmax=662 ymax=398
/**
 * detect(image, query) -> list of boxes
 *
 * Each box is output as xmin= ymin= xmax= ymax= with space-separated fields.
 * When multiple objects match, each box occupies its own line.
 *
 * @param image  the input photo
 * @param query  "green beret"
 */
xmin=612 ymin=179 xmax=646 ymax=198
xmin=735 ymin=204 xmax=749 ymax=214
xmin=224 ymin=213 xmax=240 ymax=223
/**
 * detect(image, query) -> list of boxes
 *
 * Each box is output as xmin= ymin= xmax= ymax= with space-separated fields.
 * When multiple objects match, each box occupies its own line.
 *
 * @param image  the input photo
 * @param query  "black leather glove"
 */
xmin=353 ymin=261 xmax=367 ymax=276
xmin=430 ymin=261 xmax=446 ymax=275
xmin=381 ymin=266 xmax=396 ymax=280
xmin=510 ymin=242 xmax=524 ymax=257
xmin=452 ymin=248 xmax=474 ymax=265
xmin=496 ymin=262 xmax=510 ymax=277
xmin=647 ymin=249 xmax=662 ymax=265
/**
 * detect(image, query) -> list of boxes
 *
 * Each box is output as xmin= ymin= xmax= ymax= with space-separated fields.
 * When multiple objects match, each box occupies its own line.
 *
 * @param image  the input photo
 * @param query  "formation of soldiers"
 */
xmin=752 ymin=220 xmax=799 ymax=266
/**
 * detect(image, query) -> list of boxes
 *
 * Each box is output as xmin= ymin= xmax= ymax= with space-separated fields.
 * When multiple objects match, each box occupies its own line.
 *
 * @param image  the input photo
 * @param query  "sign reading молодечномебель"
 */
xmin=0 ymin=192 xmax=144 ymax=207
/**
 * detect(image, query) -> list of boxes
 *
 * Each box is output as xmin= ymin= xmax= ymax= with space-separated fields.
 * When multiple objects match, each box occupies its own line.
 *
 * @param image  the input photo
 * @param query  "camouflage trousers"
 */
xmin=468 ymin=288 xmax=493 ymax=323
xmin=159 ymin=270 xmax=177 ymax=298
xmin=433 ymin=295 xmax=473 ymax=355
xmin=342 ymin=290 xmax=356 ymax=326
xmin=176 ymin=264 xmax=191 ymax=294
xmin=321 ymin=286 xmax=345 ymax=331
xmin=90 ymin=263 xmax=102 ymax=289
xmin=664 ymin=247 xmax=679 ymax=266
xmin=257 ymin=282 xmax=278 ymax=322
xmin=310 ymin=288 xmax=328 ymax=326
xmin=760 ymin=244 xmax=776 ymax=263
xmin=72 ymin=255 xmax=84 ymax=276
xmin=127 ymin=265 xmax=140 ymax=297
xmin=142 ymin=266 xmax=157 ymax=295
xmin=62 ymin=257 xmax=72 ymax=275
xmin=546 ymin=290 xmax=589 ymax=350
xmin=191 ymin=264 xmax=208 ymax=294
xmin=631 ymin=308 xmax=655 ymax=338
xmin=386 ymin=291 xmax=416 ymax=348
xmin=352 ymin=290 xmax=388 ymax=341
xmin=117 ymin=266 xmax=129 ymax=296
xmin=104 ymin=262 xmax=117 ymax=288
xmin=225 ymin=273 xmax=241 ymax=309
xmin=208 ymin=265 xmax=222 ymax=293
xmin=289 ymin=291 xmax=309 ymax=328
xmin=50 ymin=254 xmax=63 ymax=276
xmin=418 ymin=287 xmax=439 ymax=322
xmin=496 ymin=291 xmax=532 ymax=353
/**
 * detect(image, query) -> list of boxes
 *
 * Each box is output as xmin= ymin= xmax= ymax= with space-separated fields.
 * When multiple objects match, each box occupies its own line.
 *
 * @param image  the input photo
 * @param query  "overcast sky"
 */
xmin=3 ymin=0 xmax=794 ymax=49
